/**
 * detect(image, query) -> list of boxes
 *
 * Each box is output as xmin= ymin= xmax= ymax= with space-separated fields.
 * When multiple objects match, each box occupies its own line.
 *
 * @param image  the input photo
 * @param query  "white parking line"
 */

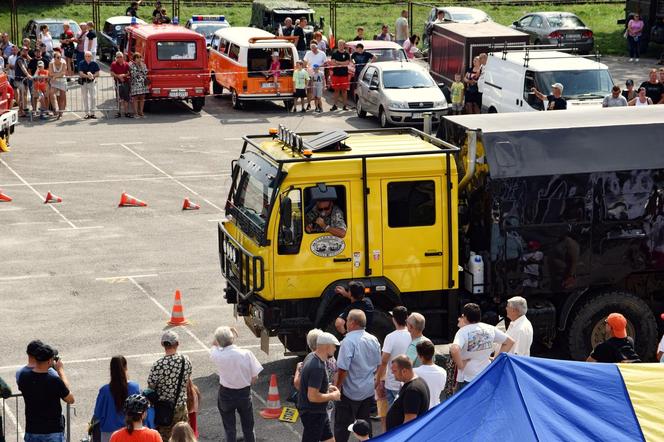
xmin=0 ymin=173 xmax=229 ymax=188
xmin=47 ymin=226 xmax=104 ymax=232
xmin=0 ymin=158 xmax=77 ymax=229
xmin=99 ymin=141 xmax=144 ymax=146
xmin=0 ymin=273 xmax=51 ymax=282
xmin=96 ymin=273 xmax=158 ymax=282
xmin=119 ymin=143 xmax=224 ymax=212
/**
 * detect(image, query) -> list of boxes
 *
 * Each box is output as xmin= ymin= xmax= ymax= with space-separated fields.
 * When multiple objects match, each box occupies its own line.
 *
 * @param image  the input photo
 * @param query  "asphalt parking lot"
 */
xmin=0 ymin=54 xmax=656 ymax=441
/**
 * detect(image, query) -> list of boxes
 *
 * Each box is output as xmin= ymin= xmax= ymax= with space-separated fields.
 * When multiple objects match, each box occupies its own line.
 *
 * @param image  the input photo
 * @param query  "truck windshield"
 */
xmin=534 ymin=70 xmax=612 ymax=99
xmin=156 ymin=41 xmax=197 ymax=60
xmin=231 ymin=169 xmax=273 ymax=233
xmin=383 ymin=70 xmax=436 ymax=89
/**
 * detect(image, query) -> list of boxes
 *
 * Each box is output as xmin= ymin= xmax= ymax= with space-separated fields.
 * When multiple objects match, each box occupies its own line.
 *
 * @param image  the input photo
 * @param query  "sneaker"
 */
xmin=331 ymin=105 xmax=338 ymax=111
xmin=635 ymin=58 xmax=639 ymax=62
xmin=316 ymin=108 xmax=322 ymax=113
xmin=84 ymin=114 xmax=91 ymax=119
xmin=125 ymin=113 xmax=134 ymax=118
xmin=629 ymin=58 xmax=633 ymax=62
xmin=115 ymin=112 xmax=122 ymax=118
xmin=342 ymin=106 xmax=348 ymax=111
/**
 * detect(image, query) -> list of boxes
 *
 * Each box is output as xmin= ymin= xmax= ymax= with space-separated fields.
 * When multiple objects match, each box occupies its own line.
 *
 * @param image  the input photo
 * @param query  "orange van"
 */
xmin=124 ymin=24 xmax=209 ymax=112
xmin=209 ymin=27 xmax=299 ymax=109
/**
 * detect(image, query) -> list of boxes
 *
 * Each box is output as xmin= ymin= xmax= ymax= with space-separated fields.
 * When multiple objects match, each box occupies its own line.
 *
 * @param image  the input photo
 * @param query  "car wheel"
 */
xmin=356 ymin=99 xmax=367 ymax=118
xmin=212 ymin=74 xmax=223 ymax=97
xmin=231 ymin=89 xmax=242 ymax=110
xmin=379 ymin=107 xmax=390 ymax=128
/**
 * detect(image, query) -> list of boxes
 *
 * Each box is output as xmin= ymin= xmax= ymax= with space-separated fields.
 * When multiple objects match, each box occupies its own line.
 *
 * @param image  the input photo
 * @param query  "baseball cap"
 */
xmin=34 ymin=344 xmax=58 ymax=362
xmin=607 ymin=313 xmax=627 ymax=338
xmin=348 ymin=420 xmax=371 ymax=437
xmin=313 ymin=64 xmax=319 ymax=68
xmin=551 ymin=82 xmax=564 ymax=92
xmin=272 ymin=51 xmax=279 ymax=57
xmin=626 ymin=79 xmax=634 ymax=86
xmin=317 ymin=332 xmax=340 ymax=346
xmin=161 ymin=330 xmax=179 ymax=345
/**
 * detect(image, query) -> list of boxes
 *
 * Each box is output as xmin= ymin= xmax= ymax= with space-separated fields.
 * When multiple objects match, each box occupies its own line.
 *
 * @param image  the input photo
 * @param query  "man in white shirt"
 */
xmin=395 ymin=10 xmax=409 ymax=46
xmin=450 ymin=303 xmax=514 ymax=393
xmin=375 ymin=306 xmax=411 ymax=429
xmin=210 ymin=326 xmax=263 ymax=442
xmin=505 ymin=296 xmax=533 ymax=356
xmin=413 ymin=339 xmax=446 ymax=409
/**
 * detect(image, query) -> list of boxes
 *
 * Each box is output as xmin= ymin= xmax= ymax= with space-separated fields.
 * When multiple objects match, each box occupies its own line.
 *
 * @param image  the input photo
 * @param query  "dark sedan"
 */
xmin=511 ymin=12 xmax=594 ymax=54
xmin=98 ymin=16 xmax=146 ymax=61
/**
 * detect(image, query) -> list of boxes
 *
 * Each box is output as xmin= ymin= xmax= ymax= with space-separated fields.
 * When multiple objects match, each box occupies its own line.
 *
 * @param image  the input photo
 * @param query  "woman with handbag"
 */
xmin=129 ymin=53 xmax=149 ymax=118
xmin=109 ymin=395 xmax=161 ymax=442
xmin=94 ymin=356 xmax=141 ymax=442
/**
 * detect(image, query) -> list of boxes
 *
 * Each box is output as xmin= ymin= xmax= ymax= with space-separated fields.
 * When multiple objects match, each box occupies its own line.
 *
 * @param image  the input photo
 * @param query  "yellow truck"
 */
xmin=221 ymin=108 xmax=664 ymax=360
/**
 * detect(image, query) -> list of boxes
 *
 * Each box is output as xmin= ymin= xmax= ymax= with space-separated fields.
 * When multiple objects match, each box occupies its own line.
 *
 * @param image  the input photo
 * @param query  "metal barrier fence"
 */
xmin=1 ymin=394 xmax=73 ymax=442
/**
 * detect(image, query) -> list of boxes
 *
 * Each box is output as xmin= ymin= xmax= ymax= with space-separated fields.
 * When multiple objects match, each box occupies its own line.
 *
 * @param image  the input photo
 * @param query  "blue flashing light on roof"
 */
xmin=172 ymin=16 xmax=179 ymax=25
xmin=191 ymin=15 xmax=225 ymax=22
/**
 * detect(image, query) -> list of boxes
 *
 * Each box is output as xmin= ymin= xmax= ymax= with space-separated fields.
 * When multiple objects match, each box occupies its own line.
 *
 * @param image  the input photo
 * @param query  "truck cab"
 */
xmin=219 ymin=127 xmax=459 ymax=352
xmin=124 ymin=24 xmax=209 ymax=112
xmin=479 ymin=50 xmax=613 ymax=113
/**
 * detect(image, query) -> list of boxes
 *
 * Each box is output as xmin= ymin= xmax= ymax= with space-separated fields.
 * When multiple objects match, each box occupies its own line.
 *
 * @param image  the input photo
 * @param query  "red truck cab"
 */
xmin=124 ymin=24 xmax=209 ymax=112
xmin=0 ymin=73 xmax=18 ymax=151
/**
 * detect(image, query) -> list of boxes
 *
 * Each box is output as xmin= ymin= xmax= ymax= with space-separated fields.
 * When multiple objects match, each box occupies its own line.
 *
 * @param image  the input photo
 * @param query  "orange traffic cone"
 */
xmin=167 ymin=290 xmax=189 ymax=326
xmin=119 ymin=192 xmax=147 ymax=207
xmin=260 ymin=374 xmax=282 ymax=419
xmin=0 ymin=190 xmax=11 ymax=202
xmin=182 ymin=198 xmax=200 ymax=210
xmin=44 ymin=191 xmax=62 ymax=203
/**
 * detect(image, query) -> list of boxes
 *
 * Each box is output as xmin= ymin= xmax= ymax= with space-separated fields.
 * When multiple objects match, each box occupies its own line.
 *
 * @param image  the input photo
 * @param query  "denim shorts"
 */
xmin=24 ymin=433 xmax=65 ymax=442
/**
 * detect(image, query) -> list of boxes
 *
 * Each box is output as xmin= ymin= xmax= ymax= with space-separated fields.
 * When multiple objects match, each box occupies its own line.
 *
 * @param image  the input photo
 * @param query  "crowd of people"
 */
xmin=1 ymin=276 xmax=663 ymax=442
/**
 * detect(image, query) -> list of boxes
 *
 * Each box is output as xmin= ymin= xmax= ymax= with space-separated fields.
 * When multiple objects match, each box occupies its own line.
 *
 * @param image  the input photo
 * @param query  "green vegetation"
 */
xmin=0 ymin=2 xmax=639 ymax=56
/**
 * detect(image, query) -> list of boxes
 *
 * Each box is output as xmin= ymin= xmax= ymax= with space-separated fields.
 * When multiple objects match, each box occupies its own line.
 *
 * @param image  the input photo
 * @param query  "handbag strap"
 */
xmin=173 ymin=355 xmax=187 ymax=408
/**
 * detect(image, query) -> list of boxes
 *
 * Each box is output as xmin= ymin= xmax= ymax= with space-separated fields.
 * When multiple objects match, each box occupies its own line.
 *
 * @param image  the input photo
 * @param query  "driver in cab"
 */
xmin=305 ymin=198 xmax=347 ymax=238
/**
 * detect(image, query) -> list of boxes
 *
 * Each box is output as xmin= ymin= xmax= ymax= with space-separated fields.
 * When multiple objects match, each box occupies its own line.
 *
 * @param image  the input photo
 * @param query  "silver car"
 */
xmin=511 ymin=12 xmax=594 ymax=54
xmin=355 ymin=62 xmax=448 ymax=128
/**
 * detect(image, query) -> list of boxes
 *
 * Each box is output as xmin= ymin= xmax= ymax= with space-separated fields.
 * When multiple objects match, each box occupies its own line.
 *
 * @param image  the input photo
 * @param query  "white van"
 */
xmin=478 ymin=50 xmax=613 ymax=113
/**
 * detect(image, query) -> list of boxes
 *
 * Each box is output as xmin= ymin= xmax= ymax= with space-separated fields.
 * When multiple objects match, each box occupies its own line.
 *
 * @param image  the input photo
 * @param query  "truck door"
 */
xmin=273 ymin=182 xmax=353 ymax=300
xmin=380 ymin=177 xmax=444 ymax=292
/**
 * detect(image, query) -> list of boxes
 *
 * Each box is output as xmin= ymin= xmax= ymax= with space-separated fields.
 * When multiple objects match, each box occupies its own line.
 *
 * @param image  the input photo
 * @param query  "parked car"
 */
xmin=511 ymin=12 xmax=594 ymax=54
xmin=355 ymin=61 xmax=447 ymax=127
xmin=98 ymin=16 xmax=146 ymax=62
xmin=184 ymin=15 xmax=231 ymax=46
xmin=424 ymin=7 xmax=491 ymax=47
xmin=22 ymin=19 xmax=81 ymax=49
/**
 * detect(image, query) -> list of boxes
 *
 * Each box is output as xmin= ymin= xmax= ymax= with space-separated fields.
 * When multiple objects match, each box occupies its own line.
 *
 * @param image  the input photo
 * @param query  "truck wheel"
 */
xmin=191 ymin=97 xmax=205 ymax=112
xmin=566 ymin=291 xmax=657 ymax=361
xmin=368 ymin=309 xmax=396 ymax=344
xmin=212 ymin=74 xmax=223 ymax=97
xmin=356 ymin=99 xmax=366 ymax=118
xmin=379 ymin=107 xmax=390 ymax=128
xmin=278 ymin=333 xmax=308 ymax=354
xmin=231 ymin=89 xmax=242 ymax=109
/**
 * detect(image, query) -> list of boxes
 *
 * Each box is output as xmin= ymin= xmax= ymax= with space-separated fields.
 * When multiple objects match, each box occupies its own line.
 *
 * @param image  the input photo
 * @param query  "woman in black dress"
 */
xmin=464 ymin=56 xmax=482 ymax=114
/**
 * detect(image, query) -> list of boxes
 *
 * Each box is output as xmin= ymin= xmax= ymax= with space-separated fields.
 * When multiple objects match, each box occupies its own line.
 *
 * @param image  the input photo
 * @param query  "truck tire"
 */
xmin=488 ymin=107 xmax=497 ymax=114
xmin=212 ymin=74 xmax=223 ymax=97
xmin=191 ymin=97 xmax=205 ymax=112
xmin=231 ymin=89 xmax=242 ymax=109
xmin=566 ymin=291 xmax=657 ymax=361
xmin=278 ymin=333 xmax=308 ymax=354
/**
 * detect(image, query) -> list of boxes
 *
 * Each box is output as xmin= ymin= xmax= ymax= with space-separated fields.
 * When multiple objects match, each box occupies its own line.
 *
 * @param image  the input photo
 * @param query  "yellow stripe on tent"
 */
xmin=618 ymin=364 xmax=664 ymax=442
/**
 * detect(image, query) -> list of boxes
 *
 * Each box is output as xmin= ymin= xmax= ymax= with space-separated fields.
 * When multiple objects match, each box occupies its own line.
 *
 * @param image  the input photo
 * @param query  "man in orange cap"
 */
xmin=587 ymin=313 xmax=640 ymax=363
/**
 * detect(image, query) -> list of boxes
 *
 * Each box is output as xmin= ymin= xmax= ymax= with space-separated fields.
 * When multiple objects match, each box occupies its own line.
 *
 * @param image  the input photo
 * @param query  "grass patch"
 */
xmin=0 ymin=2 xmax=639 ymax=56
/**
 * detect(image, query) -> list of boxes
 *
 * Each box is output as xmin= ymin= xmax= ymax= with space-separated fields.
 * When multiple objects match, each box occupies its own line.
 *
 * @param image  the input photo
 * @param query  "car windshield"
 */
xmin=44 ymin=22 xmax=81 ymax=38
xmin=156 ymin=41 xmax=197 ymax=60
xmin=365 ymin=48 xmax=407 ymax=62
xmin=382 ymin=69 xmax=435 ymax=89
xmin=534 ymin=69 xmax=613 ymax=98
xmin=232 ymin=170 xmax=273 ymax=232
xmin=450 ymin=12 xmax=488 ymax=22
xmin=546 ymin=15 xmax=585 ymax=28
xmin=191 ymin=24 xmax=226 ymax=38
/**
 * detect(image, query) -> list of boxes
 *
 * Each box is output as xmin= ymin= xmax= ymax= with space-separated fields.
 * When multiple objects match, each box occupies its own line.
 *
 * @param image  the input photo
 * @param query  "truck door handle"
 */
xmin=424 ymin=251 xmax=443 ymax=256
xmin=333 ymin=257 xmax=352 ymax=262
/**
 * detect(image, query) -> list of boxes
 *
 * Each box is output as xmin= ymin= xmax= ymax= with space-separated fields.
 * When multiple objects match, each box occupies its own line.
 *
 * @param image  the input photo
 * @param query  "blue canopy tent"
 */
xmin=372 ymin=353 xmax=664 ymax=442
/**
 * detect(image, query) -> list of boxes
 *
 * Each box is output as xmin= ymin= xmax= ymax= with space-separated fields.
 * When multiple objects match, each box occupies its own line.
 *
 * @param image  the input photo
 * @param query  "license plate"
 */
xmin=169 ymin=90 xmax=187 ymax=98
xmin=412 ymin=112 xmax=423 ymax=119
xmin=261 ymin=82 xmax=276 ymax=88
xmin=565 ymin=33 xmax=581 ymax=40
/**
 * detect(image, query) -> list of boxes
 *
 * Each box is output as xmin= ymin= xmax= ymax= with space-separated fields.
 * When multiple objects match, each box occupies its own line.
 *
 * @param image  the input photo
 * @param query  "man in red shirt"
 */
xmin=110 ymin=52 xmax=131 ymax=117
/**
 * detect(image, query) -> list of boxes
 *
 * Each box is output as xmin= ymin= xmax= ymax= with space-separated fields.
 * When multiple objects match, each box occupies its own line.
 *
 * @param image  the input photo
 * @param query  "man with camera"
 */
xmin=17 ymin=343 xmax=75 ymax=442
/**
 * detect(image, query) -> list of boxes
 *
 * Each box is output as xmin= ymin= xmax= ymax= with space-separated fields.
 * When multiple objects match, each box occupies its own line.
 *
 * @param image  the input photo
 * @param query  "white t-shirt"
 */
xmin=7 ymin=54 xmax=17 ymax=79
xmin=658 ymin=335 xmax=664 ymax=362
xmin=414 ymin=364 xmax=446 ymax=409
xmin=381 ymin=328 xmax=412 ymax=391
xmin=40 ymin=33 xmax=54 ymax=53
xmin=453 ymin=322 xmax=508 ymax=382
xmin=395 ymin=16 xmax=409 ymax=41
xmin=303 ymin=50 xmax=327 ymax=71
xmin=210 ymin=344 xmax=263 ymax=389
xmin=506 ymin=315 xmax=533 ymax=356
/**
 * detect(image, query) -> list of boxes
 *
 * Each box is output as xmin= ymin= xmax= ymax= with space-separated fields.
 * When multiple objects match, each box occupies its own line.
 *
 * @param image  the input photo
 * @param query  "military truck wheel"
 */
xmin=231 ymin=89 xmax=242 ymax=109
xmin=488 ymin=106 xmax=497 ymax=114
xmin=212 ymin=74 xmax=223 ymax=97
xmin=566 ymin=291 xmax=657 ymax=361
xmin=356 ymin=99 xmax=366 ymax=118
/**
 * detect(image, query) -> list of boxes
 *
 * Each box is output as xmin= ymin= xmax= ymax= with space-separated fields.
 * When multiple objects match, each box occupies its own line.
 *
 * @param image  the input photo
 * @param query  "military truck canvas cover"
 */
xmin=444 ymin=106 xmax=664 ymax=179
